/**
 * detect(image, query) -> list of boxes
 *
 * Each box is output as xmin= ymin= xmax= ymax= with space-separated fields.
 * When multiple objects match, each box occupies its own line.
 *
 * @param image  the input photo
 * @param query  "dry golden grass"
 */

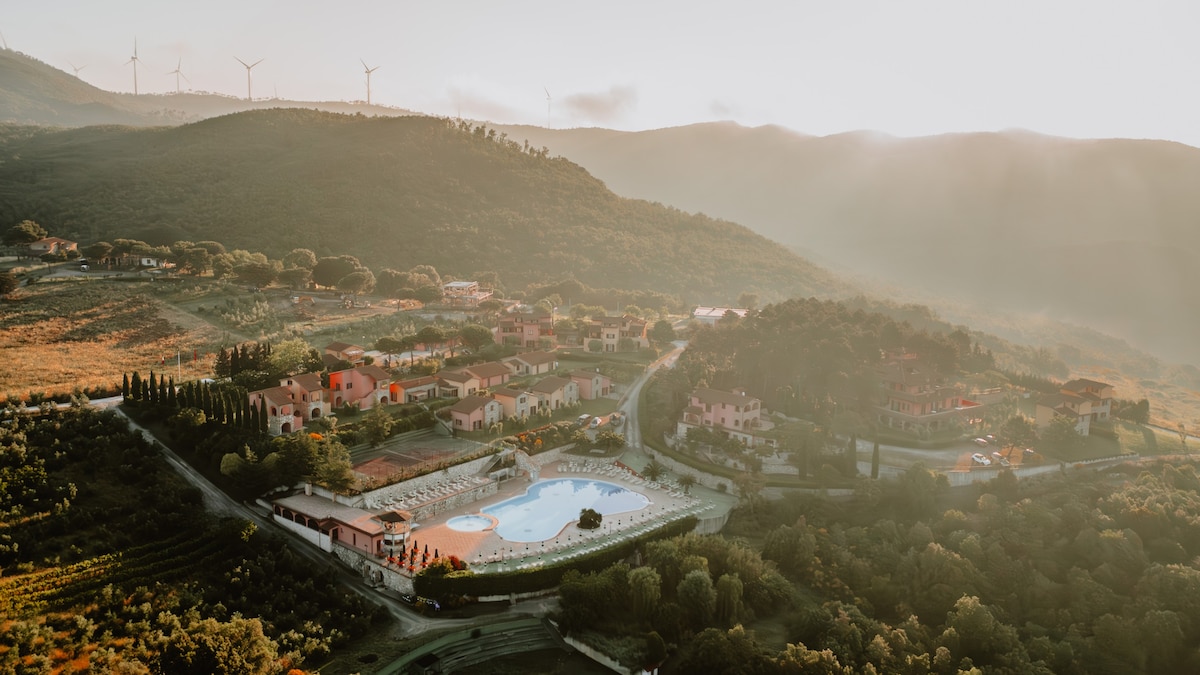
xmin=1073 ymin=365 xmax=1200 ymax=431
xmin=0 ymin=280 xmax=224 ymax=402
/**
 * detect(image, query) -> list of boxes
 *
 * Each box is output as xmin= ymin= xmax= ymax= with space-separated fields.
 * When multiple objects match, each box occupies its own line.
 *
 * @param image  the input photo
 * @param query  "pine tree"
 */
xmin=122 ymin=373 xmax=131 ymax=400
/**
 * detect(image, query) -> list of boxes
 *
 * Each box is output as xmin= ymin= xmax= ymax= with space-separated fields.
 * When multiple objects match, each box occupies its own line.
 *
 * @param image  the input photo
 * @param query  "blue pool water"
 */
xmin=446 ymin=514 xmax=494 ymax=532
xmin=482 ymin=478 xmax=650 ymax=543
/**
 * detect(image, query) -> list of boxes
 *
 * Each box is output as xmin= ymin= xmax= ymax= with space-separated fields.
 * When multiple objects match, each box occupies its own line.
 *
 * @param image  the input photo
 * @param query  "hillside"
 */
xmin=495 ymin=123 xmax=1200 ymax=366
xmin=0 ymin=109 xmax=846 ymax=304
xmin=0 ymin=48 xmax=413 ymax=128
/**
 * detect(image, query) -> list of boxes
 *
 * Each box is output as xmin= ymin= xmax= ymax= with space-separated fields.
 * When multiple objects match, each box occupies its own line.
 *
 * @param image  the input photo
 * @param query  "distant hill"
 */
xmin=496 ymin=123 xmax=1200 ymax=366
xmin=0 ymin=48 xmax=412 ymax=128
xmin=0 ymin=109 xmax=846 ymax=304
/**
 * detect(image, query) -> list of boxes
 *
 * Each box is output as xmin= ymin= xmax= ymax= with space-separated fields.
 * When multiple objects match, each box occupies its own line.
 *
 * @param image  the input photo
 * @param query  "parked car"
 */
xmin=577 ymin=414 xmax=592 ymax=427
xmin=985 ymin=434 xmax=997 ymax=444
xmin=589 ymin=416 xmax=602 ymax=429
xmin=971 ymin=452 xmax=992 ymax=466
xmin=992 ymin=451 xmax=1010 ymax=467
xmin=610 ymin=412 xmax=624 ymax=427
xmin=973 ymin=437 xmax=989 ymax=447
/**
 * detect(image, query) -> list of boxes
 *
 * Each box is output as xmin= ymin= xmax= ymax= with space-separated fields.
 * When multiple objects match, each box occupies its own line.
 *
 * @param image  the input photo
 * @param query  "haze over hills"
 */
xmin=0 ymin=109 xmax=845 ymax=305
xmin=495 ymin=122 xmax=1200 ymax=366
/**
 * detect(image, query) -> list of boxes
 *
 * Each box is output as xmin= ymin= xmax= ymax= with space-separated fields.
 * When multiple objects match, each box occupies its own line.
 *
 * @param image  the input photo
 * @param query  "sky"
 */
xmin=7 ymin=1 xmax=1200 ymax=146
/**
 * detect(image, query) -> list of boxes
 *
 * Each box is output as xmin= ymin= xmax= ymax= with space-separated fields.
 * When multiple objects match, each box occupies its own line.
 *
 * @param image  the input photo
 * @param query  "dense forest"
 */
xmin=0 ymin=109 xmax=845 ymax=305
xmin=0 ymin=406 xmax=386 ymax=673
xmin=557 ymin=460 xmax=1200 ymax=674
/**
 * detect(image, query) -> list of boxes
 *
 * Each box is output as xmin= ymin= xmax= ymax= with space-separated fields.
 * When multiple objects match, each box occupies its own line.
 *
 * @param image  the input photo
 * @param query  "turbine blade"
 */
xmin=235 ymin=56 xmax=249 ymax=68
xmin=251 ymin=59 xmax=264 ymax=68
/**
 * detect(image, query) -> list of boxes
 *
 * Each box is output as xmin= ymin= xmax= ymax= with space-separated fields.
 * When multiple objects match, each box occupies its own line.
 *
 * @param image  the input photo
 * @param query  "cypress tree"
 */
xmin=248 ymin=398 xmax=259 ymax=432
xmin=122 ymin=373 xmax=131 ymax=400
xmin=166 ymin=377 xmax=177 ymax=408
xmin=215 ymin=347 xmax=231 ymax=378
xmin=231 ymin=346 xmax=242 ymax=377
xmin=142 ymin=380 xmax=150 ymax=401
xmin=242 ymin=398 xmax=252 ymax=429
xmin=201 ymin=383 xmax=213 ymax=416
xmin=259 ymin=398 xmax=268 ymax=433
xmin=130 ymin=372 xmax=142 ymax=401
xmin=158 ymin=377 xmax=168 ymax=405
xmin=148 ymin=371 xmax=159 ymax=404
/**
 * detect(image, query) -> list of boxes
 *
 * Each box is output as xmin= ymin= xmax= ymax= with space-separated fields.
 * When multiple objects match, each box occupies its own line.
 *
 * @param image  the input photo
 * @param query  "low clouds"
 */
xmin=561 ymin=85 xmax=638 ymax=125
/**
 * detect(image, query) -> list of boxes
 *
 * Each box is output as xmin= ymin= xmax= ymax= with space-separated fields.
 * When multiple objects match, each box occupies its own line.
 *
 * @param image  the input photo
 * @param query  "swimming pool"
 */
xmin=481 ymin=478 xmax=650 ymax=543
xmin=446 ymin=514 xmax=496 ymax=532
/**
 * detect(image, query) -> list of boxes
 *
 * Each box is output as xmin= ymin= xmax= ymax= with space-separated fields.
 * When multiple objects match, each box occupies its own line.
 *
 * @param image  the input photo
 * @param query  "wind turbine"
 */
xmin=544 ymin=86 xmax=552 ymax=129
xmin=68 ymin=61 xmax=87 ymax=77
xmin=168 ymin=58 xmax=189 ymax=93
xmin=234 ymin=56 xmax=263 ymax=101
xmin=125 ymin=39 xmax=141 ymax=95
xmin=0 ymin=31 xmax=9 ymax=50
xmin=360 ymin=59 xmax=380 ymax=106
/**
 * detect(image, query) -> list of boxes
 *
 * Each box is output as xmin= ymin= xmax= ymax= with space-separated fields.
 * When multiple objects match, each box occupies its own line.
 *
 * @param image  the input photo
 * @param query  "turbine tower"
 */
xmin=544 ymin=87 xmax=552 ymax=129
xmin=168 ymin=58 xmax=189 ymax=93
xmin=68 ymin=61 xmax=87 ymax=77
xmin=125 ymin=39 xmax=141 ymax=95
xmin=360 ymin=59 xmax=380 ymax=106
xmin=1 ymin=31 xmax=9 ymax=50
xmin=235 ymin=56 xmax=263 ymax=101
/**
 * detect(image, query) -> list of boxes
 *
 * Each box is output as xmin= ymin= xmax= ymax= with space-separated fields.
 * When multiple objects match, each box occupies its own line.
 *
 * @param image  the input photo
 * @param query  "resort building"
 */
xmin=460 ymin=361 xmax=514 ymax=389
xmin=281 ymin=372 xmax=329 ymax=423
xmin=530 ymin=376 xmax=580 ymax=411
xmin=441 ymin=280 xmax=493 ymax=307
xmin=570 ymin=369 xmax=613 ymax=400
xmin=588 ymin=315 xmax=649 ymax=352
xmin=324 ymin=341 xmax=366 ymax=367
xmin=875 ymin=356 xmax=976 ymax=435
xmin=497 ymin=311 xmax=555 ymax=349
xmin=249 ymin=385 xmax=298 ymax=436
xmin=691 ymin=306 xmax=749 ymax=325
xmin=502 ymin=351 xmax=559 ymax=377
xmin=272 ymin=492 xmax=413 ymax=557
xmin=329 ymin=364 xmax=392 ymax=410
xmin=449 ymin=395 xmax=504 ymax=432
xmin=1035 ymin=378 xmax=1114 ymax=436
xmin=390 ymin=375 xmax=440 ymax=403
xmin=676 ymin=387 xmax=775 ymax=447
xmin=491 ymin=387 xmax=534 ymax=420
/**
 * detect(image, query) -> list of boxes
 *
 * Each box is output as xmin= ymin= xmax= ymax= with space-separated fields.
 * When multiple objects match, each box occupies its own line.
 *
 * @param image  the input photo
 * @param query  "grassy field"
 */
xmin=0 ymin=278 xmax=222 ymax=401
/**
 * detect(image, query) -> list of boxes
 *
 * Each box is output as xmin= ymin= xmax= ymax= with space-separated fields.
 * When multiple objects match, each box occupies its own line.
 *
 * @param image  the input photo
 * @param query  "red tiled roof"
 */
xmin=449 ymin=394 xmax=496 ymax=414
xmin=252 ymin=385 xmax=293 ymax=408
xmin=492 ymin=387 xmax=528 ymax=399
xmin=509 ymin=351 xmax=558 ymax=367
xmin=356 ymin=364 xmax=392 ymax=382
xmin=395 ymin=375 xmax=439 ymax=389
xmin=531 ymin=376 xmax=572 ymax=394
xmin=437 ymin=369 xmax=475 ymax=383
xmin=464 ymin=361 xmax=513 ymax=379
xmin=692 ymin=387 xmax=759 ymax=407
xmin=291 ymin=373 xmax=323 ymax=391
xmin=325 ymin=341 xmax=363 ymax=353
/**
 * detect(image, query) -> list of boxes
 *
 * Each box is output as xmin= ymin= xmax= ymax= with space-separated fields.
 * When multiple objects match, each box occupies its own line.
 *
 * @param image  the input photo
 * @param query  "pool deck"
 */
xmin=390 ymin=459 xmax=714 ymax=575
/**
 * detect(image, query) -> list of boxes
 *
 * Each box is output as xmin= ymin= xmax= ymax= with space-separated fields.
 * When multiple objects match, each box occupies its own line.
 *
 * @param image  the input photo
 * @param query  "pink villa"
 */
xmin=570 ymin=369 xmax=613 ymax=400
xmin=530 ymin=376 xmax=580 ymax=411
xmin=329 ymin=364 xmax=392 ymax=410
xmin=497 ymin=311 xmax=555 ymax=348
xmin=272 ymin=492 xmax=412 ymax=558
xmin=449 ymin=395 xmax=504 ymax=432
xmin=491 ymin=386 xmax=534 ymax=419
xmin=324 ymin=341 xmax=366 ymax=366
xmin=461 ymin=361 xmax=513 ymax=388
xmin=502 ymin=351 xmax=559 ymax=377
xmin=677 ymin=387 xmax=775 ymax=448
xmin=281 ymin=372 xmax=330 ymax=423
xmin=436 ymin=369 xmax=481 ymax=399
xmin=249 ymin=386 xmax=298 ymax=435
xmin=390 ymin=375 xmax=440 ymax=403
